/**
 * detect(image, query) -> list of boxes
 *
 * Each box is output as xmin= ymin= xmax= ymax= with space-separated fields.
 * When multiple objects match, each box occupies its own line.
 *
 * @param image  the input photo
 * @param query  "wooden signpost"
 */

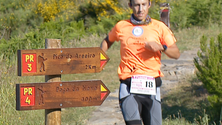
xmin=17 ymin=47 xmax=109 ymax=76
xmin=16 ymin=39 xmax=110 ymax=125
xmin=160 ymin=3 xmax=170 ymax=28
xmin=16 ymin=80 xmax=110 ymax=110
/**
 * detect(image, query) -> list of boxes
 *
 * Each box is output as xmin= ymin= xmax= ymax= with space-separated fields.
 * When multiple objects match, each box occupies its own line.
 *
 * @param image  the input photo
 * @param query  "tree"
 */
xmin=194 ymin=33 xmax=222 ymax=122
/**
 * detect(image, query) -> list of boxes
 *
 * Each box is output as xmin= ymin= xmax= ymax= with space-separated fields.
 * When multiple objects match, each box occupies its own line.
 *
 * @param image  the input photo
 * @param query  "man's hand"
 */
xmin=144 ymin=41 xmax=164 ymax=52
xmin=144 ymin=41 xmax=180 ymax=59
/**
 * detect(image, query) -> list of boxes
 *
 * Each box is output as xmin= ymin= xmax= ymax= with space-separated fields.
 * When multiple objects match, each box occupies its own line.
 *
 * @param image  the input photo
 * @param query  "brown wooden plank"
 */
xmin=17 ymin=47 xmax=109 ymax=76
xmin=16 ymin=80 xmax=110 ymax=110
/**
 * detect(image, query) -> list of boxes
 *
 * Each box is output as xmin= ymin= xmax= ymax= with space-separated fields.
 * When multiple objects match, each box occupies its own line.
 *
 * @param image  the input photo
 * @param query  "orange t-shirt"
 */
xmin=108 ymin=19 xmax=176 ymax=80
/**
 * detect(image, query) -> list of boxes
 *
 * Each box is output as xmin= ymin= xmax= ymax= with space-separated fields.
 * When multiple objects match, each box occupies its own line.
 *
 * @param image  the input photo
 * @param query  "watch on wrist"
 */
xmin=162 ymin=45 xmax=167 ymax=52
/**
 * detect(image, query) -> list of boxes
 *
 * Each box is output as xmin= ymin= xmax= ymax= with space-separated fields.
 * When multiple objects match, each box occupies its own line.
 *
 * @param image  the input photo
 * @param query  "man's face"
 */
xmin=129 ymin=0 xmax=150 ymax=21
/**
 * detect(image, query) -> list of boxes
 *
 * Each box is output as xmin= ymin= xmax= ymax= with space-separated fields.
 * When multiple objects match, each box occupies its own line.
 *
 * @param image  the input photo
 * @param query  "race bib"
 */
xmin=130 ymin=75 xmax=156 ymax=95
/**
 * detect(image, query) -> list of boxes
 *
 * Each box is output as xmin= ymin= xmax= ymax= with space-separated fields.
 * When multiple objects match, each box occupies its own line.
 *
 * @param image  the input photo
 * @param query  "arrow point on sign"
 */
xmin=101 ymin=85 xmax=107 ymax=92
xmin=101 ymin=92 xmax=108 ymax=100
xmin=100 ymin=60 xmax=107 ymax=68
xmin=100 ymin=53 xmax=108 ymax=68
xmin=99 ymin=50 xmax=110 ymax=71
xmin=100 ymin=53 xmax=107 ymax=60
xmin=100 ymin=84 xmax=109 ymax=100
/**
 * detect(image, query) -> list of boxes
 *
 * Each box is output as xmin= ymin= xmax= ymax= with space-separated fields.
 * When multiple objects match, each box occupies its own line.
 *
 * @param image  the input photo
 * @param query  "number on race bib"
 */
xmin=130 ymin=75 xmax=156 ymax=95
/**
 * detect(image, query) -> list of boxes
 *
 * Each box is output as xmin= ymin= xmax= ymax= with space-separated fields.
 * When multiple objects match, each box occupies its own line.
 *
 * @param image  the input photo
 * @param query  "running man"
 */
xmin=100 ymin=0 xmax=180 ymax=124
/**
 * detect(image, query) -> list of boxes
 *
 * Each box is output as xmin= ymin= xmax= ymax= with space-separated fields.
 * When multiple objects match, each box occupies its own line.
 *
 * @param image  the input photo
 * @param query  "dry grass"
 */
xmin=162 ymin=75 xmax=210 ymax=124
xmin=174 ymin=24 xmax=222 ymax=53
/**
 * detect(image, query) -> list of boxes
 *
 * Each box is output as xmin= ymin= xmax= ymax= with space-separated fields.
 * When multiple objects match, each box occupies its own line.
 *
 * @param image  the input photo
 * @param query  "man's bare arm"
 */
xmin=164 ymin=43 xmax=180 ymax=59
xmin=100 ymin=36 xmax=114 ymax=52
xmin=145 ymin=42 xmax=180 ymax=59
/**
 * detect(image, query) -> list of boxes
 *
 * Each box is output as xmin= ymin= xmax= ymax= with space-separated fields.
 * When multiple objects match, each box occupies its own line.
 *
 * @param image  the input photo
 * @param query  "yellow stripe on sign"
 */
xmin=100 ymin=53 xmax=106 ymax=60
xmin=101 ymin=85 xmax=107 ymax=92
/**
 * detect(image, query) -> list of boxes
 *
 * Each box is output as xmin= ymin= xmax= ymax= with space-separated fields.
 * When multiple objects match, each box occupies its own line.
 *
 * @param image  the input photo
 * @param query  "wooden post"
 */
xmin=45 ymin=39 xmax=61 ymax=125
xmin=160 ymin=3 xmax=170 ymax=28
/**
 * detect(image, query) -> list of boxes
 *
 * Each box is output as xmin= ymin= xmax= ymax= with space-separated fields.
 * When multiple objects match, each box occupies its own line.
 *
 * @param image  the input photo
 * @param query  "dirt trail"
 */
xmin=86 ymin=50 xmax=198 ymax=125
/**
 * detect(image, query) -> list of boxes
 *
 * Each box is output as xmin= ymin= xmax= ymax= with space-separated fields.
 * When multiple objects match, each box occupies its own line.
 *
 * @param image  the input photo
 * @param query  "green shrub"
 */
xmin=169 ymin=0 xmax=222 ymax=29
xmin=0 ymin=19 xmax=88 ymax=60
xmin=2 ymin=0 xmax=222 ymax=63
xmin=0 ymin=0 xmax=43 ymax=39
xmin=34 ymin=0 xmax=77 ymax=22
xmin=169 ymin=0 xmax=192 ymax=29
xmin=194 ymin=33 xmax=222 ymax=123
xmin=86 ymin=12 xmax=130 ymax=34
xmin=188 ymin=0 xmax=222 ymax=26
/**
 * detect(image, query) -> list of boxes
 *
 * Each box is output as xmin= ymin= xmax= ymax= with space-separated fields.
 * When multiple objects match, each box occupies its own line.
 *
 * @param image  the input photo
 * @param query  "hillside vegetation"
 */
xmin=1 ymin=0 xmax=222 ymax=60
xmin=1 ymin=0 xmax=222 ymax=124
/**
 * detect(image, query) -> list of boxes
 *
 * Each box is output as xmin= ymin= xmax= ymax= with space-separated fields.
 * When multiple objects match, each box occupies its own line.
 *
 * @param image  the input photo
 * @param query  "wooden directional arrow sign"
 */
xmin=17 ymin=47 xmax=109 ymax=76
xmin=16 ymin=80 xmax=110 ymax=110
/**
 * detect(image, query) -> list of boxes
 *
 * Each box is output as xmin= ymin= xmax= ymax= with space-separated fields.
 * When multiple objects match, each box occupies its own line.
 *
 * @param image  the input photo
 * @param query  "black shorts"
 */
xmin=119 ymin=77 xmax=162 ymax=125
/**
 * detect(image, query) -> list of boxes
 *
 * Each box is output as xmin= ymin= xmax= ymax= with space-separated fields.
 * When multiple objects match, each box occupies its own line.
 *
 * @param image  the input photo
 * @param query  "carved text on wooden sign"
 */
xmin=16 ymin=80 xmax=110 ymax=110
xmin=17 ymin=47 xmax=109 ymax=76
